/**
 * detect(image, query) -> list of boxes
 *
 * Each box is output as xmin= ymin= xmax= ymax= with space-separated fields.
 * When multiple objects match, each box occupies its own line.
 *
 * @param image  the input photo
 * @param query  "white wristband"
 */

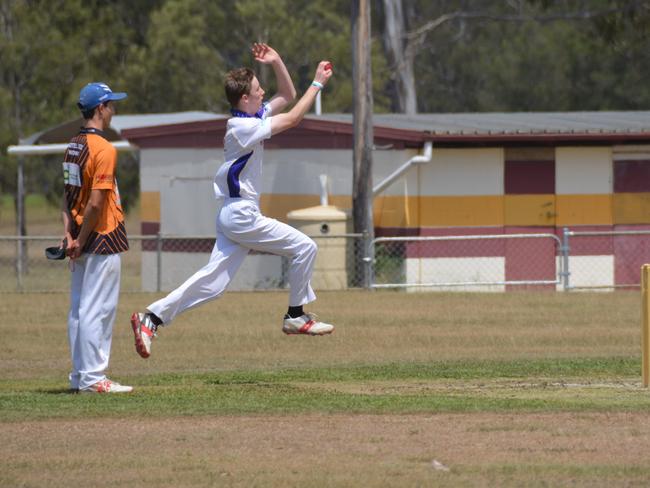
xmin=311 ymin=81 xmax=323 ymax=90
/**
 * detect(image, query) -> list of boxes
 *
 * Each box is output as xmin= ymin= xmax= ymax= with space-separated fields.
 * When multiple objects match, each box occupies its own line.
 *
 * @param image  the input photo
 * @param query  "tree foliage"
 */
xmin=1 ymin=0 xmax=649 ymax=212
xmin=381 ymin=0 xmax=650 ymax=112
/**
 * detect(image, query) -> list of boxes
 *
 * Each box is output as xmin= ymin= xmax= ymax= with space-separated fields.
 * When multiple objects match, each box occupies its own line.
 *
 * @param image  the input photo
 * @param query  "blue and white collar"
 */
xmin=230 ymin=104 xmax=265 ymax=119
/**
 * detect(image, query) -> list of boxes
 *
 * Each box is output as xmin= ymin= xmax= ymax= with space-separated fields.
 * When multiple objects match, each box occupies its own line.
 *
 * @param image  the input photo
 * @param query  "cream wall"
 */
xmin=420 ymin=148 xmax=504 ymax=196
xmin=160 ymin=176 xmax=219 ymax=235
xmin=556 ymin=147 xmax=612 ymax=194
xmin=140 ymin=148 xmax=221 ymax=193
xmin=140 ymin=147 xmax=419 ymax=226
xmin=372 ymin=148 xmax=426 ymax=197
xmin=263 ymin=148 xmax=417 ymax=197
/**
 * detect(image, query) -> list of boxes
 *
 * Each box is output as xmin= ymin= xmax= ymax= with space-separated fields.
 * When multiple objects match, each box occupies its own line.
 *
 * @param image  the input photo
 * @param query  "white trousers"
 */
xmin=148 ymin=199 xmax=317 ymax=324
xmin=68 ymin=253 xmax=121 ymax=389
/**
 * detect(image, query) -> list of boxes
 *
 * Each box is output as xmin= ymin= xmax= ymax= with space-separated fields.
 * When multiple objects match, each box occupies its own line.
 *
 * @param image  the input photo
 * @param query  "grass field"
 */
xmin=2 ymin=289 xmax=650 ymax=487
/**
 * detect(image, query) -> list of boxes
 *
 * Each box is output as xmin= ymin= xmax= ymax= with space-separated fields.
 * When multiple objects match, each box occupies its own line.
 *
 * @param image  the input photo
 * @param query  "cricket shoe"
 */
xmin=80 ymin=379 xmax=133 ymax=394
xmin=282 ymin=313 xmax=334 ymax=336
xmin=131 ymin=312 xmax=158 ymax=358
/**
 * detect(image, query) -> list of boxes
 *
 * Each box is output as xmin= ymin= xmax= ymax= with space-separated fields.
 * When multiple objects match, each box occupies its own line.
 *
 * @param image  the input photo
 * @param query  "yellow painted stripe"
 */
xmin=374 ymin=194 xmax=416 ymax=228
xmin=504 ymin=195 xmax=556 ymax=226
xmin=613 ymin=193 xmax=650 ymax=224
xmin=260 ymin=194 xmax=352 ymax=222
xmin=373 ymin=195 xmax=504 ymax=228
xmin=211 ymin=192 xmax=646 ymax=228
xmin=140 ymin=191 xmax=160 ymax=222
xmin=419 ymin=195 xmax=504 ymax=227
xmin=556 ymin=194 xmax=612 ymax=225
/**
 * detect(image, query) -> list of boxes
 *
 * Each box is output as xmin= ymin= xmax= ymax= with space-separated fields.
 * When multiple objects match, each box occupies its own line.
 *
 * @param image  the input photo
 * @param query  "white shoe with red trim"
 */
xmin=131 ymin=312 xmax=157 ymax=358
xmin=282 ymin=313 xmax=334 ymax=336
xmin=80 ymin=379 xmax=133 ymax=393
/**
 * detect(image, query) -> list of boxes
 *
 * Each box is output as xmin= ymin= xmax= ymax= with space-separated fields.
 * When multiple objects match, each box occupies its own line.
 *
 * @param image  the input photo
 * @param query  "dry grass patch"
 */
xmin=3 ymin=413 xmax=650 ymax=487
xmin=0 ymin=290 xmax=641 ymax=382
xmin=1 ymin=289 xmax=646 ymax=487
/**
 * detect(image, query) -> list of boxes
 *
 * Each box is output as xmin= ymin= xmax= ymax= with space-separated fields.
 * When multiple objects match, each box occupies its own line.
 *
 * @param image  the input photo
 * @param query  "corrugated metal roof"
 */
xmin=19 ymin=110 xmax=650 ymax=147
xmin=21 ymin=111 xmax=223 ymax=145
xmin=110 ymin=111 xmax=224 ymax=132
xmin=309 ymin=111 xmax=650 ymax=136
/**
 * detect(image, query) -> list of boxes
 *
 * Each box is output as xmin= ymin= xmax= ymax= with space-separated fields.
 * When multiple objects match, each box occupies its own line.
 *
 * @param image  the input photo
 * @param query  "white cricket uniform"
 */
xmin=147 ymin=103 xmax=317 ymax=324
xmin=63 ymin=128 xmax=128 ymax=390
xmin=68 ymin=253 xmax=121 ymax=389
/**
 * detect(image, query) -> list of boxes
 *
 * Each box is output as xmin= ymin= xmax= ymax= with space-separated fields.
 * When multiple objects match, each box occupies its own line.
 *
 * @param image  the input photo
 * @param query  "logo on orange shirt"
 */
xmin=95 ymin=174 xmax=113 ymax=183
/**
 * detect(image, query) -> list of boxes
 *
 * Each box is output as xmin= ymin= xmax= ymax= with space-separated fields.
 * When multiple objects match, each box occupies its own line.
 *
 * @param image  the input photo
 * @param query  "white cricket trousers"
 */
xmin=68 ymin=253 xmax=121 ymax=390
xmin=148 ymin=199 xmax=317 ymax=324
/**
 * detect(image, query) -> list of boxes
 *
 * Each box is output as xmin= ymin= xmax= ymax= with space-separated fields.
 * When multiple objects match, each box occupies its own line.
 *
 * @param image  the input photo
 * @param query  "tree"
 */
xmin=0 ymin=0 xmax=151 ymax=225
xmin=381 ymin=0 xmax=417 ymax=114
xmin=0 ymin=0 xmax=91 ymax=234
xmin=379 ymin=0 xmax=646 ymax=113
xmin=119 ymin=0 xmax=390 ymax=114
xmin=120 ymin=0 xmax=229 ymax=113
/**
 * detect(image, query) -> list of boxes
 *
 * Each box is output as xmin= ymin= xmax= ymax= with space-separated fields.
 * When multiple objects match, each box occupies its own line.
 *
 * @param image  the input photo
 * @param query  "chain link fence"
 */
xmin=372 ymin=233 xmax=562 ymax=291
xmin=0 ymin=234 xmax=365 ymax=293
xmin=3 ymin=229 xmax=650 ymax=293
xmin=372 ymin=228 xmax=650 ymax=291
xmin=562 ymin=228 xmax=650 ymax=291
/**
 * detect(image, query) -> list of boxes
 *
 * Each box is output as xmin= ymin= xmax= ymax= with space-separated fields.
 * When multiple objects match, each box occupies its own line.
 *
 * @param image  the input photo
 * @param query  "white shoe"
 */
xmin=80 ymin=379 xmax=133 ymax=394
xmin=131 ymin=312 xmax=158 ymax=358
xmin=282 ymin=313 xmax=334 ymax=336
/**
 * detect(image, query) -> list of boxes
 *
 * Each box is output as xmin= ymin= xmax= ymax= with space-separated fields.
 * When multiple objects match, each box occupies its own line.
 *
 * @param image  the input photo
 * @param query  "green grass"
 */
xmin=1 ymin=357 xmax=646 ymax=422
xmin=1 ymin=290 xmax=648 ymax=487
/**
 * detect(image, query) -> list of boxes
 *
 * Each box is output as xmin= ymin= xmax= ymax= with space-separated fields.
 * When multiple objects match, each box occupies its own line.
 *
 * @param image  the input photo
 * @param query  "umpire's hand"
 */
xmin=66 ymin=239 xmax=84 ymax=260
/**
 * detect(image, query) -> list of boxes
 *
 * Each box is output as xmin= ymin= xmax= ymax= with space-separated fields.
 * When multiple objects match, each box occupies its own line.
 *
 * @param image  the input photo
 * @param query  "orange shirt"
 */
xmin=63 ymin=128 xmax=129 ymax=254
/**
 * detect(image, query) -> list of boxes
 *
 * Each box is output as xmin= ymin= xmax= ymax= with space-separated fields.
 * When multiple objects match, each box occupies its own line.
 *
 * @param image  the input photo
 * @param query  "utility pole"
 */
xmin=351 ymin=0 xmax=374 ymax=288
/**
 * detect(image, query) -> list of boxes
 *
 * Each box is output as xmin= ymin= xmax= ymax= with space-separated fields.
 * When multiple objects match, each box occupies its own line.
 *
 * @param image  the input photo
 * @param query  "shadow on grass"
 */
xmin=38 ymin=388 xmax=80 ymax=395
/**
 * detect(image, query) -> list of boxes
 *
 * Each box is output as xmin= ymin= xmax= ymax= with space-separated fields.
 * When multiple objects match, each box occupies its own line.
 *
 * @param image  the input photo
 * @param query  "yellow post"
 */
xmin=642 ymin=265 xmax=650 ymax=387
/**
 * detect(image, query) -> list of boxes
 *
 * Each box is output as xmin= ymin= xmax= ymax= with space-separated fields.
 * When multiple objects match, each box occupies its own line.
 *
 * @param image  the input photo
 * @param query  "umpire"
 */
xmin=60 ymin=82 xmax=131 ymax=393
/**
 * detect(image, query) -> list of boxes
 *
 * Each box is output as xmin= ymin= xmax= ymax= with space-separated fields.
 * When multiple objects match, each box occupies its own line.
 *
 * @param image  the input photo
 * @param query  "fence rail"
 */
xmin=372 ymin=233 xmax=563 ymax=291
xmin=561 ymin=228 xmax=650 ymax=291
xmin=0 ymin=234 xmax=365 ymax=293
xmin=2 ymin=228 xmax=650 ymax=292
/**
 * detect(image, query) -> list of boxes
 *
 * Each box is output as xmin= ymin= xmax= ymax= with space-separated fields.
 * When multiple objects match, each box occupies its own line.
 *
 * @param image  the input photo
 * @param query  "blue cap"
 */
xmin=77 ymin=82 xmax=127 ymax=111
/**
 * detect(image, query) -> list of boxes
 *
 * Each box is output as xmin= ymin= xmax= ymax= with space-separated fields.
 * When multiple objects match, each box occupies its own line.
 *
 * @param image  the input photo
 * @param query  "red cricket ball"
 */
xmin=325 ymin=62 xmax=333 ymax=71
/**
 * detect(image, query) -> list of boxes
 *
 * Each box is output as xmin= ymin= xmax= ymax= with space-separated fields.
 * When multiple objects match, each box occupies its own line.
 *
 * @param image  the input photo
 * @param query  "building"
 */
xmin=121 ymin=111 xmax=650 ymax=290
xmin=12 ymin=111 xmax=650 ymax=290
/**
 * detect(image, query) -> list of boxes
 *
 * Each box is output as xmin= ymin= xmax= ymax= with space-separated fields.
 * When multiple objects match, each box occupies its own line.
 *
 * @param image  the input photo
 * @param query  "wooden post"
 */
xmin=352 ymin=0 xmax=374 ymax=288
xmin=642 ymin=265 xmax=650 ymax=387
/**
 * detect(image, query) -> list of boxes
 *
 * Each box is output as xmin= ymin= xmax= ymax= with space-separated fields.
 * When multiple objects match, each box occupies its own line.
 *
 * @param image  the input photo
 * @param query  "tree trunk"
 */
xmin=382 ymin=0 xmax=417 ymax=114
xmin=352 ymin=0 xmax=374 ymax=287
xmin=3 ymin=5 xmax=29 ymax=283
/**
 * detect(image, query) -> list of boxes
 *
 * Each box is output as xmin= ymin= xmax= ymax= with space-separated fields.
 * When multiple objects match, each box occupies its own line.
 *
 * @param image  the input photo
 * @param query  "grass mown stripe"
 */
xmin=194 ymin=356 xmax=639 ymax=384
xmin=1 ymin=384 xmax=648 ymax=422
xmin=0 ymin=356 xmax=646 ymax=421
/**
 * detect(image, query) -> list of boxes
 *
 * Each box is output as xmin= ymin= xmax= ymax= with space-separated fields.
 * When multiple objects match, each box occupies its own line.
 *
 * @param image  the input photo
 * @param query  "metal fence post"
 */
xmin=560 ymin=227 xmax=571 ymax=291
xmin=16 ymin=157 xmax=25 ymax=292
xmin=362 ymin=230 xmax=374 ymax=289
xmin=156 ymin=233 xmax=162 ymax=293
xmin=16 ymin=237 xmax=23 ymax=292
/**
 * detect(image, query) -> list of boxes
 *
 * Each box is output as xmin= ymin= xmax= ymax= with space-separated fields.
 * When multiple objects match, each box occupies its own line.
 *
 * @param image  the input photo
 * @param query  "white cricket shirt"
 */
xmin=214 ymin=103 xmax=272 ymax=204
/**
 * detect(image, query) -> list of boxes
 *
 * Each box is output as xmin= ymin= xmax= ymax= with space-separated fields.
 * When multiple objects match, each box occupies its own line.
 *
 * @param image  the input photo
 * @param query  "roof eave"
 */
xmin=425 ymin=131 xmax=650 ymax=145
xmin=121 ymin=118 xmax=227 ymax=140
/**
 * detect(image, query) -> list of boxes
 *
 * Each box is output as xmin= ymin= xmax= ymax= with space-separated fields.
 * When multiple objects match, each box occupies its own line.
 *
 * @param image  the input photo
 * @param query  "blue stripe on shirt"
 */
xmin=227 ymin=151 xmax=254 ymax=197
